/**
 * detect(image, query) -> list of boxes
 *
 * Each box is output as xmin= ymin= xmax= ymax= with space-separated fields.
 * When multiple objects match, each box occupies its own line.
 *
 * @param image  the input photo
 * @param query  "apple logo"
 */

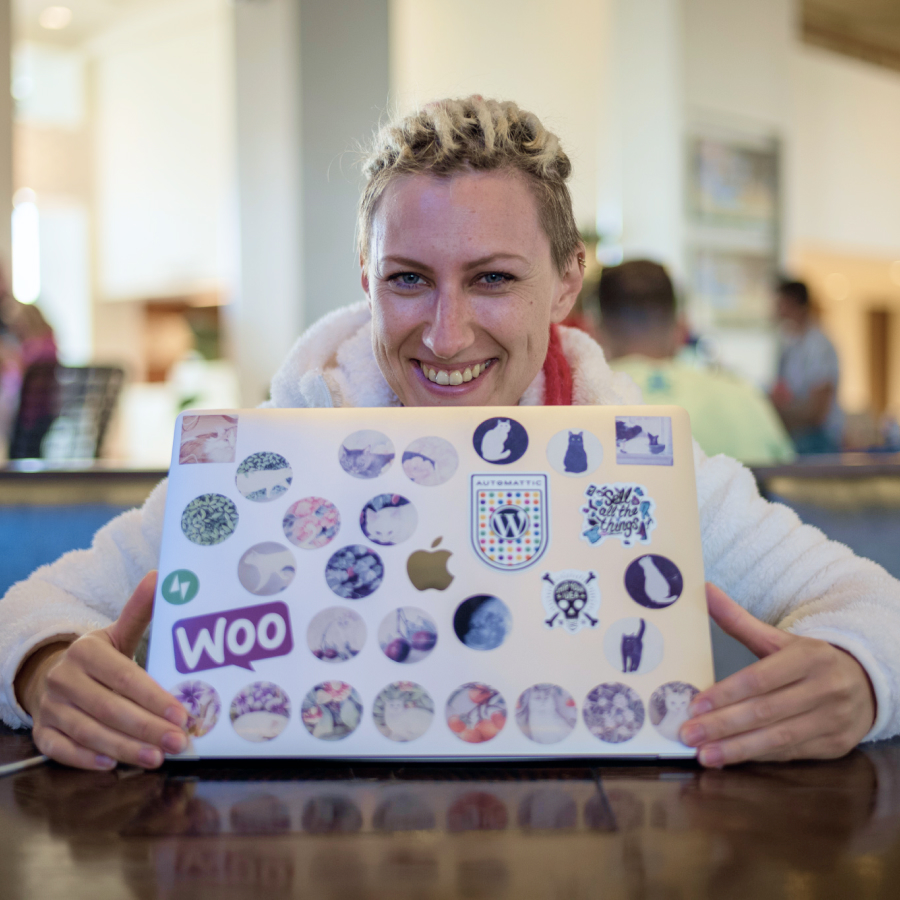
xmin=407 ymin=537 xmax=454 ymax=591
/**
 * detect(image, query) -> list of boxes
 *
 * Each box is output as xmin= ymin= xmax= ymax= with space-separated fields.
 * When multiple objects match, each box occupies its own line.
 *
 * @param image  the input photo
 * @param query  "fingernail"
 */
xmin=699 ymin=746 xmax=724 ymax=768
xmin=690 ymin=698 xmax=712 ymax=716
xmin=138 ymin=747 xmax=164 ymax=768
xmin=681 ymin=723 xmax=705 ymax=746
xmin=95 ymin=754 xmax=116 ymax=770
xmin=162 ymin=732 xmax=187 ymax=754
xmin=164 ymin=705 xmax=188 ymax=727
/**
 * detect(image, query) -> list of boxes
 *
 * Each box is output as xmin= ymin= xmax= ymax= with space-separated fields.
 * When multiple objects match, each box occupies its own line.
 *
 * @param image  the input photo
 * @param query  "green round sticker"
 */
xmin=162 ymin=569 xmax=200 ymax=605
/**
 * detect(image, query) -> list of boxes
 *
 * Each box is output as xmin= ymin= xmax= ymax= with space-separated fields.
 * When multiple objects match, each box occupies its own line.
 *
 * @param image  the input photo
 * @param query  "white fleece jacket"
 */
xmin=3 ymin=301 xmax=900 ymax=741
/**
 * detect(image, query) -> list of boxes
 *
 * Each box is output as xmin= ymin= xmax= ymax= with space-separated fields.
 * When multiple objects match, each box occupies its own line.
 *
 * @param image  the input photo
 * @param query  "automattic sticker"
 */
xmin=580 ymin=483 xmax=656 ymax=548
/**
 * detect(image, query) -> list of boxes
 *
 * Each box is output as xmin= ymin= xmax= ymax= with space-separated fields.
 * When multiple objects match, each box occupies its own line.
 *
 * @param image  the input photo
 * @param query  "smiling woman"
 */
xmin=2 ymin=96 xmax=900 ymax=774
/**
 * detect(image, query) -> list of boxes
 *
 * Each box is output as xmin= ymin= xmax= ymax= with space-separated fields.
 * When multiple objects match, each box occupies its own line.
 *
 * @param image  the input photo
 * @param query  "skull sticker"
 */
xmin=541 ymin=570 xmax=600 ymax=634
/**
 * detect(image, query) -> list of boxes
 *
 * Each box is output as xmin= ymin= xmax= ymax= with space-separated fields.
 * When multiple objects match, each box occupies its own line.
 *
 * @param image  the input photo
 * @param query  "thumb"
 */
xmin=107 ymin=571 xmax=158 ymax=658
xmin=706 ymin=583 xmax=793 ymax=659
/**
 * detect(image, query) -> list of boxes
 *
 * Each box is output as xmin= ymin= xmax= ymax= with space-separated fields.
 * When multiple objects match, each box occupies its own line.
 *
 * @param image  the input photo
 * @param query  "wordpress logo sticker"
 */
xmin=172 ymin=601 xmax=294 ymax=673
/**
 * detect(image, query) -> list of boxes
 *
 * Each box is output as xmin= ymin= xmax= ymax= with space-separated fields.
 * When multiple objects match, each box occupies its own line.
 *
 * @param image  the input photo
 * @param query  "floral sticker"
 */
xmin=372 ymin=681 xmax=435 ymax=742
xmin=181 ymin=493 xmax=239 ymax=545
xmin=306 ymin=607 xmax=366 ymax=662
xmin=580 ymin=483 xmax=656 ymax=548
xmin=229 ymin=682 xmax=291 ymax=743
xmin=324 ymin=545 xmax=384 ymax=599
xmin=179 ymin=414 xmax=237 ymax=464
xmin=402 ymin=436 xmax=459 ymax=486
xmin=171 ymin=680 xmax=221 ymax=738
xmin=378 ymin=607 xmax=438 ymax=663
xmin=301 ymin=681 xmax=363 ymax=741
xmin=446 ymin=683 xmax=507 ymax=744
xmin=360 ymin=494 xmax=417 ymax=546
xmin=649 ymin=682 xmax=699 ymax=744
xmin=236 ymin=451 xmax=292 ymax=502
xmin=515 ymin=684 xmax=577 ymax=745
xmin=282 ymin=496 xmax=340 ymax=550
xmin=583 ymin=682 xmax=645 ymax=744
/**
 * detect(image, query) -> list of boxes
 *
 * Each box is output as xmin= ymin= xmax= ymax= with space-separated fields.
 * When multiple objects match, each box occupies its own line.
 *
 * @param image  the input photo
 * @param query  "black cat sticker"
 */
xmin=603 ymin=616 xmax=664 ymax=675
xmin=546 ymin=428 xmax=603 ymax=477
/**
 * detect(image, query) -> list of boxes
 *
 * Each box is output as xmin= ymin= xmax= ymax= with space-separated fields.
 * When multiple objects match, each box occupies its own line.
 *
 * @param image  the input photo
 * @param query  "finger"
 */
xmin=41 ymin=701 xmax=168 ymax=769
xmin=706 ymin=583 xmax=793 ymax=659
xmin=108 ymin=570 xmax=158 ymax=659
xmin=48 ymin=666 xmax=188 ymax=752
xmin=63 ymin=636 xmax=187 ymax=727
xmin=33 ymin=723 xmax=118 ymax=771
xmin=690 ymin=644 xmax=810 ymax=719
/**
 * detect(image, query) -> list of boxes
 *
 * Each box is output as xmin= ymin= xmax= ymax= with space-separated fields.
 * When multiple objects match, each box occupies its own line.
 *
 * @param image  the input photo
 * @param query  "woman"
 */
xmin=3 ymin=97 xmax=896 ymax=771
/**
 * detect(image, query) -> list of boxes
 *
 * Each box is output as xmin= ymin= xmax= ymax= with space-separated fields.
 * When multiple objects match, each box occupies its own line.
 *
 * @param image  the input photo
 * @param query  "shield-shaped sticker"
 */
xmin=471 ymin=474 xmax=549 ymax=571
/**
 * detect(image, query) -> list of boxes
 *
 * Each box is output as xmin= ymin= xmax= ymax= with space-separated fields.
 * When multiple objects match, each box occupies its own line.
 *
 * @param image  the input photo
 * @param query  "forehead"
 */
xmin=370 ymin=170 xmax=548 ymax=260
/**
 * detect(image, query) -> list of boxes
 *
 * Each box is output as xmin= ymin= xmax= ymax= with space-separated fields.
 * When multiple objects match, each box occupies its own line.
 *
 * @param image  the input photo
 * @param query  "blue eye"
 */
xmin=480 ymin=272 xmax=514 ymax=287
xmin=390 ymin=273 xmax=425 ymax=288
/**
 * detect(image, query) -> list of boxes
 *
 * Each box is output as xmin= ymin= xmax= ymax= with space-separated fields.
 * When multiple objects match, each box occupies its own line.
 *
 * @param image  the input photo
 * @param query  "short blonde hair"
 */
xmin=358 ymin=96 xmax=581 ymax=275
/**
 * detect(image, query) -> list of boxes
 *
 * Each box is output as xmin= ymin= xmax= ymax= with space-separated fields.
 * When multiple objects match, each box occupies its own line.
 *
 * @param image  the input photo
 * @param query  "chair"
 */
xmin=8 ymin=364 xmax=124 ymax=460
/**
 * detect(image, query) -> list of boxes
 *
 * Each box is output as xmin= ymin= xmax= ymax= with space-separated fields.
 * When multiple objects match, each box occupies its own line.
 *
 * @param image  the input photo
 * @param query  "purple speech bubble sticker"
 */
xmin=172 ymin=600 xmax=294 ymax=674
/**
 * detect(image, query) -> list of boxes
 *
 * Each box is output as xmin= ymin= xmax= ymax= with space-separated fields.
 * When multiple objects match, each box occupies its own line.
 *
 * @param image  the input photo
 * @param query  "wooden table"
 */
xmin=3 ymin=725 xmax=900 ymax=899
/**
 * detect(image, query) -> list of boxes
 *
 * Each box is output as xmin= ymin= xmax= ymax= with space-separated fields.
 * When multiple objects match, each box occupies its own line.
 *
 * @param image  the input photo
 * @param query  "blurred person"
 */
xmin=771 ymin=279 xmax=843 ymax=454
xmin=597 ymin=260 xmax=794 ymax=465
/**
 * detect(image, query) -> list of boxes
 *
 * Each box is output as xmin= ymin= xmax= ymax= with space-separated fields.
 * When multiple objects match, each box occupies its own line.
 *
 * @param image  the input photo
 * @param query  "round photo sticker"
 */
xmin=515 ymin=684 xmax=577 ymax=745
xmin=372 ymin=681 xmax=435 ymax=742
xmin=360 ymin=494 xmax=417 ymax=546
xmin=546 ymin=429 xmax=603 ymax=477
xmin=230 ymin=682 xmax=291 ymax=743
xmin=181 ymin=493 xmax=239 ymax=546
xmin=472 ymin=417 xmax=528 ymax=465
xmin=235 ymin=451 xmax=292 ymax=502
xmin=237 ymin=542 xmax=296 ymax=596
xmin=282 ymin=496 xmax=340 ymax=550
xmin=453 ymin=595 xmax=512 ymax=651
xmin=603 ymin=617 xmax=664 ymax=676
xmin=307 ymin=607 xmax=366 ymax=662
xmin=446 ymin=683 xmax=507 ymax=744
xmin=402 ymin=436 xmax=459 ymax=486
xmin=171 ymin=680 xmax=221 ymax=738
xmin=624 ymin=555 xmax=683 ymax=609
xmin=325 ymin=545 xmax=384 ymax=599
xmin=649 ymin=681 xmax=699 ymax=744
xmin=301 ymin=681 xmax=363 ymax=741
xmin=378 ymin=607 xmax=438 ymax=663
xmin=339 ymin=430 xmax=395 ymax=479
xmin=583 ymin=682 xmax=645 ymax=744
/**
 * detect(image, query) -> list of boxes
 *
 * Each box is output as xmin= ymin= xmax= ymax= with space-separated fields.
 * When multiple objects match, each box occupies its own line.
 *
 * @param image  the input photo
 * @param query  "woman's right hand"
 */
xmin=16 ymin=571 xmax=189 ymax=770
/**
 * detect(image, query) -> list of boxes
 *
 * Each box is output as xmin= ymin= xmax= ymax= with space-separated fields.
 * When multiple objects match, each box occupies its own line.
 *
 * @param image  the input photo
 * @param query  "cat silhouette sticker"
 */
xmin=473 ymin=417 xmax=529 ymax=465
xmin=541 ymin=569 xmax=600 ymax=634
xmin=624 ymin=554 xmax=683 ymax=609
xmin=615 ymin=415 xmax=673 ymax=466
xmin=471 ymin=474 xmax=548 ymax=571
xmin=649 ymin=681 xmax=699 ymax=744
xmin=359 ymin=494 xmax=418 ymax=546
xmin=603 ymin=616 xmax=664 ymax=675
xmin=545 ymin=428 xmax=603 ymax=477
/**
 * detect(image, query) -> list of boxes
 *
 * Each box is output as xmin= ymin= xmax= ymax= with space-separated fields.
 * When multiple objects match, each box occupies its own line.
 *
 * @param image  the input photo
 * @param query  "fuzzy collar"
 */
xmin=266 ymin=300 xmax=642 ymax=409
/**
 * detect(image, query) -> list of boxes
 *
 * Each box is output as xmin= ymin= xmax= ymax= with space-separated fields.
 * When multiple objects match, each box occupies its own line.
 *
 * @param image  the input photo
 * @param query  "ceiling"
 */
xmin=802 ymin=0 xmax=900 ymax=72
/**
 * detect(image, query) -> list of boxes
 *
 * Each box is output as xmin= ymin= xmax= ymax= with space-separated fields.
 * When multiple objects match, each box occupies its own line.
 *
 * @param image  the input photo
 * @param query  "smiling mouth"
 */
xmin=417 ymin=359 xmax=495 ymax=386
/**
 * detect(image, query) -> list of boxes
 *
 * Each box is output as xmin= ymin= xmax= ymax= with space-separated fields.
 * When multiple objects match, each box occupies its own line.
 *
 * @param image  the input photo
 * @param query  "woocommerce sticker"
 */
xmin=172 ymin=601 xmax=294 ymax=673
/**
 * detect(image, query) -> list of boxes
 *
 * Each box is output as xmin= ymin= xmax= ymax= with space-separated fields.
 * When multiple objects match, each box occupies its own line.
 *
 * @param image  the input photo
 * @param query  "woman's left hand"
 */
xmin=681 ymin=583 xmax=877 ymax=767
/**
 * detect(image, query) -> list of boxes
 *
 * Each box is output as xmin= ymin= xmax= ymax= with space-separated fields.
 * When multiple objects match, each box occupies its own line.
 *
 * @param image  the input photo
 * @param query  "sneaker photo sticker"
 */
xmin=471 ymin=474 xmax=548 ymax=571
xmin=541 ymin=570 xmax=600 ymax=633
xmin=615 ymin=416 xmax=673 ymax=466
xmin=581 ymin=483 xmax=656 ymax=548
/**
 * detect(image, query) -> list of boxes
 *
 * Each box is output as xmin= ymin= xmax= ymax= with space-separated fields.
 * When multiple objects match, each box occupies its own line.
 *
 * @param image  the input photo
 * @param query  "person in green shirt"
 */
xmin=596 ymin=260 xmax=795 ymax=465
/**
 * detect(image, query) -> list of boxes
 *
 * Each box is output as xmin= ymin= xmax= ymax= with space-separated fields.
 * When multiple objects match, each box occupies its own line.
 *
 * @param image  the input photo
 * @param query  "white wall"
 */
xmin=92 ymin=0 xmax=234 ymax=302
xmin=389 ymin=0 xmax=609 ymax=232
xmin=789 ymin=45 xmax=900 ymax=257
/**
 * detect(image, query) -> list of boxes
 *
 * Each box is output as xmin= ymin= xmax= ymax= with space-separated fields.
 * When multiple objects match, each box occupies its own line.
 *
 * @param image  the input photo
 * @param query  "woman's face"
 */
xmin=363 ymin=170 xmax=583 ymax=407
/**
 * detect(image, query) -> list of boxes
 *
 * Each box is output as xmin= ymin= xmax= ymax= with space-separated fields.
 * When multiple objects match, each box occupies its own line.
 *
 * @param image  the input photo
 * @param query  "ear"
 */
xmin=550 ymin=242 xmax=586 ymax=325
xmin=360 ymin=256 xmax=372 ymax=307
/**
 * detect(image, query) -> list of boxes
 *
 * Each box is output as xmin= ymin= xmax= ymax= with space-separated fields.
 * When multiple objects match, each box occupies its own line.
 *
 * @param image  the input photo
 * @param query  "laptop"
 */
xmin=146 ymin=405 xmax=714 ymax=759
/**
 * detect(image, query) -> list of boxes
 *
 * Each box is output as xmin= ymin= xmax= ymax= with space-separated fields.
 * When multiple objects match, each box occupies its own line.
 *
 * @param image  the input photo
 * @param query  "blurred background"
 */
xmin=0 ymin=0 xmax=898 ymax=466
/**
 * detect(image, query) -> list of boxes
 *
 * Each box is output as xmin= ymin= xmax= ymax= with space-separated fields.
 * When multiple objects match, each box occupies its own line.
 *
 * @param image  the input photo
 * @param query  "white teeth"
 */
xmin=422 ymin=361 xmax=492 ymax=385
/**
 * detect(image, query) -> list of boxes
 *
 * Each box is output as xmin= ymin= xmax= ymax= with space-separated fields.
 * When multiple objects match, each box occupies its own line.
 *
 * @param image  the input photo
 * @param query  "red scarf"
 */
xmin=541 ymin=324 xmax=573 ymax=405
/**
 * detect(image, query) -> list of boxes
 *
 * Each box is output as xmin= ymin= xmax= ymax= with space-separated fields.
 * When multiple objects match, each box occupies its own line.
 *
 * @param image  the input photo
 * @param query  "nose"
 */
xmin=422 ymin=284 xmax=476 ymax=360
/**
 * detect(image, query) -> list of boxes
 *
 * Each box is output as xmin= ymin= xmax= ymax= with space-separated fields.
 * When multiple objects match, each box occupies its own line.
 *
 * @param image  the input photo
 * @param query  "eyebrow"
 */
xmin=380 ymin=253 xmax=530 ymax=272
